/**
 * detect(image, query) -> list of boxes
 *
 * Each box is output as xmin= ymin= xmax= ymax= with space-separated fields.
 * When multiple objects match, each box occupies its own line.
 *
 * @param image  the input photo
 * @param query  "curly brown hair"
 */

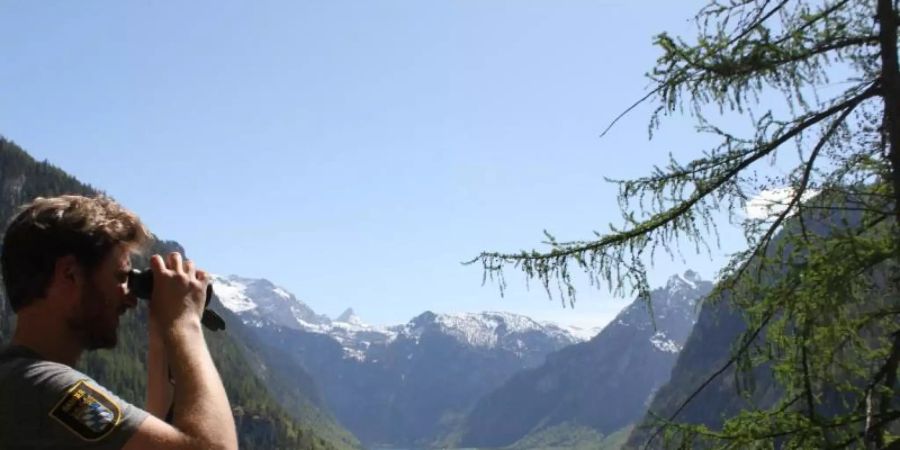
xmin=1 ymin=195 xmax=151 ymax=312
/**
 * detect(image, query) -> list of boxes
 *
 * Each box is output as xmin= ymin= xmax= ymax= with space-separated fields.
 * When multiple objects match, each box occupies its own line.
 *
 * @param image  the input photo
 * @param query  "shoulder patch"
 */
xmin=49 ymin=379 xmax=122 ymax=441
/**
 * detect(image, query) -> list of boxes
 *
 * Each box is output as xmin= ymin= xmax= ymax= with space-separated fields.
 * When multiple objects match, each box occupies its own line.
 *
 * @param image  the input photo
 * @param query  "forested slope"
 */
xmin=0 ymin=137 xmax=358 ymax=450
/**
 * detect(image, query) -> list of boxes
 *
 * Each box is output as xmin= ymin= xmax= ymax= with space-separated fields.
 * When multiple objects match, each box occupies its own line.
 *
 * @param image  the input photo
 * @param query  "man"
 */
xmin=0 ymin=195 xmax=238 ymax=450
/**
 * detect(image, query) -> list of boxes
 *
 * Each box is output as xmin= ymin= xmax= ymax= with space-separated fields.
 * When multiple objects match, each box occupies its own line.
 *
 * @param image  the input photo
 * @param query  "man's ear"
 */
xmin=53 ymin=255 xmax=84 ymax=290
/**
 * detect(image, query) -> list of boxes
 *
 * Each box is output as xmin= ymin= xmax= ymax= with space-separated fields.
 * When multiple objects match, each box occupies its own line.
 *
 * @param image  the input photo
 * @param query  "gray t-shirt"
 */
xmin=0 ymin=345 xmax=149 ymax=450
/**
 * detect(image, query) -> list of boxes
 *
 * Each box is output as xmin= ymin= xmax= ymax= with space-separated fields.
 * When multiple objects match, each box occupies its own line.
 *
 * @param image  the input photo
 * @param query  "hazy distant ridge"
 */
xmin=454 ymin=271 xmax=712 ymax=448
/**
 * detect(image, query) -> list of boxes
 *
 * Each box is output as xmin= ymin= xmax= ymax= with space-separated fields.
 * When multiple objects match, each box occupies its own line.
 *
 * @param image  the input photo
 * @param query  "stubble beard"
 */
xmin=68 ymin=279 xmax=119 ymax=350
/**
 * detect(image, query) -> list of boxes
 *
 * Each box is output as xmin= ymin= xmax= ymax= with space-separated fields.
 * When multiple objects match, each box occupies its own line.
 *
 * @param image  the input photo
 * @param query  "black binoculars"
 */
xmin=127 ymin=269 xmax=226 ymax=331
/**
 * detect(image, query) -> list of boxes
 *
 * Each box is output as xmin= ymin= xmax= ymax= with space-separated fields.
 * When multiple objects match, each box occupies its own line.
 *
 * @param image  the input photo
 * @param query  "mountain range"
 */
xmin=210 ymin=269 xmax=711 ymax=448
xmin=211 ymin=273 xmax=598 ymax=447
xmin=453 ymin=271 xmax=712 ymax=449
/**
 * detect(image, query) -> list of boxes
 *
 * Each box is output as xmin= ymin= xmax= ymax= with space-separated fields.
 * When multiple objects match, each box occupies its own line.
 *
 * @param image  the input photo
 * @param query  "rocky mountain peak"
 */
xmin=683 ymin=269 xmax=702 ymax=282
xmin=666 ymin=270 xmax=701 ymax=291
xmin=211 ymin=275 xmax=330 ymax=330
xmin=401 ymin=311 xmax=582 ymax=350
xmin=610 ymin=270 xmax=713 ymax=354
xmin=335 ymin=308 xmax=364 ymax=326
xmin=217 ymin=278 xmax=586 ymax=364
xmin=409 ymin=310 xmax=438 ymax=325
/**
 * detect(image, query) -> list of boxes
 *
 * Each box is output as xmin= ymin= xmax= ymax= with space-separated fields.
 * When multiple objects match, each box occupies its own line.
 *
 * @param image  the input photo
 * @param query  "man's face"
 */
xmin=71 ymin=245 xmax=138 ymax=349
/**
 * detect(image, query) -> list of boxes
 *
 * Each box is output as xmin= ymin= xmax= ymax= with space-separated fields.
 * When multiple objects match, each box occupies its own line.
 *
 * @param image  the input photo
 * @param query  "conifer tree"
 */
xmin=470 ymin=1 xmax=900 ymax=448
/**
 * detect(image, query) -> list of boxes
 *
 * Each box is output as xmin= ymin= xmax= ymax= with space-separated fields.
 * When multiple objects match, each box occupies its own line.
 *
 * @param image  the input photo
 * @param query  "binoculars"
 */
xmin=127 ymin=269 xmax=226 ymax=331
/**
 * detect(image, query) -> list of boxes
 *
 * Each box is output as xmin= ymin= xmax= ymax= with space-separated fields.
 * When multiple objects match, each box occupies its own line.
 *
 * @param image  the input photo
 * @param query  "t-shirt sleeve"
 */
xmin=5 ymin=360 xmax=148 ymax=449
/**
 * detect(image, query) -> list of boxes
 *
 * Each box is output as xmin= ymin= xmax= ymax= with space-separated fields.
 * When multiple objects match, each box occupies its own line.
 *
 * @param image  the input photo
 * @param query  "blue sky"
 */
xmin=0 ymin=1 xmax=749 ymax=328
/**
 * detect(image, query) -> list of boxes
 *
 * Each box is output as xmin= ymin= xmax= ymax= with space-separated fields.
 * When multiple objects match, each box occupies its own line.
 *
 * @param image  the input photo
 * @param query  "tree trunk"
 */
xmin=875 ymin=0 xmax=900 ymax=448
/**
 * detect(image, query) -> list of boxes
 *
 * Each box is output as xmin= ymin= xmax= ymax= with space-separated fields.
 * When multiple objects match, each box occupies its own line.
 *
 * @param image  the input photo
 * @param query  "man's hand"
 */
xmin=125 ymin=252 xmax=237 ymax=450
xmin=149 ymin=252 xmax=208 ymax=329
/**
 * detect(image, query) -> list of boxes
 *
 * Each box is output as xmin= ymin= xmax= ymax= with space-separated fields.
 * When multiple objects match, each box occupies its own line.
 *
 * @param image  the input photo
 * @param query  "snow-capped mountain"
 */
xmin=456 ymin=271 xmax=712 ymax=449
xmin=212 ymin=275 xmax=589 ymax=447
xmin=212 ymin=274 xmax=330 ymax=329
xmin=398 ymin=310 xmax=582 ymax=353
xmin=213 ymin=275 xmax=589 ymax=363
xmin=611 ymin=269 xmax=706 ymax=353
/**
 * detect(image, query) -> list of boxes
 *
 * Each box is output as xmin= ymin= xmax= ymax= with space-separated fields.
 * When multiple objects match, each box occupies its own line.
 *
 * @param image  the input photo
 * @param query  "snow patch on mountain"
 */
xmin=665 ymin=270 xmax=703 ymax=295
xmin=602 ymin=270 xmax=710 ymax=355
xmin=565 ymin=325 xmax=602 ymax=341
xmin=401 ymin=311 xmax=582 ymax=351
xmin=211 ymin=275 xmax=330 ymax=330
xmin=215 ymin=276 xmax=589 ymax=361
xmin=342 ymin=347 xmax=366 ymax=361
xmin=211 ymin=275 xmax=257 ymax=313
xmin=649 ymin=331 xmax=681 ymax=353
xmin=273 ymin=287 xmax=291 ymax=300
xmin=745 ymin=187 xmax=819 ymax=220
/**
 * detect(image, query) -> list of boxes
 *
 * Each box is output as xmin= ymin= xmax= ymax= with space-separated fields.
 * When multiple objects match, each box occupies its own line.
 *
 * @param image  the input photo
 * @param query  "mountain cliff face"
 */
xmin=454 ymin=271 xmax=712 ymax=448
xmin=213 ymin=274 xmax=590 ymax=448
xmin=624 ymin=204 xmax=896 ymax=449
xmin=621 ymin=292 xmax=766 ymax=450
xmin=0 ymin=138 xmax=357 ymax=450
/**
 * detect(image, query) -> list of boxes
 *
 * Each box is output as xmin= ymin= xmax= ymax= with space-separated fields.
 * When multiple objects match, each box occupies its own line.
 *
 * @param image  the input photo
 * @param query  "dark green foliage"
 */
xmin=506 ymin=422 xmax=608 ymax=450
xmin=0 ymin=137 xmax=353 ymax=449
xmin=471 ymin=1 xmax=900 ymax=448
xmin=469 ymin=422 xmax=632 ymax=450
